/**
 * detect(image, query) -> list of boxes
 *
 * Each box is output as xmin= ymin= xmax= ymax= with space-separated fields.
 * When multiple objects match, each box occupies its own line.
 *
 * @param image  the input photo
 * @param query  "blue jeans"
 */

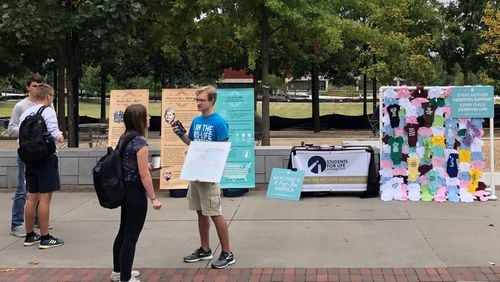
xmin=11 ymin=155 xmax=26 ymax=228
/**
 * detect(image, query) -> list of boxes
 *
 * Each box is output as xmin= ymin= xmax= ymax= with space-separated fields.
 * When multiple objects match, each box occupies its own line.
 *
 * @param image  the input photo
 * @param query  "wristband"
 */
xmin=150 ymin=197 xmax=157 ymax=201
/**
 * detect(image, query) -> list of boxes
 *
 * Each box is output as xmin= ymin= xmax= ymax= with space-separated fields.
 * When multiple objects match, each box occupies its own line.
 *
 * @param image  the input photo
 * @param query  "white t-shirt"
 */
xmin=19 ymin=104 xmax=62 ymax=141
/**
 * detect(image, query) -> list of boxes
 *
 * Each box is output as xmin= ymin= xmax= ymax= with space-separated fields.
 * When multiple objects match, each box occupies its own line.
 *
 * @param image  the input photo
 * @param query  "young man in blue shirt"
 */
xmin=173 ymin=85 xmax=235 ymax=269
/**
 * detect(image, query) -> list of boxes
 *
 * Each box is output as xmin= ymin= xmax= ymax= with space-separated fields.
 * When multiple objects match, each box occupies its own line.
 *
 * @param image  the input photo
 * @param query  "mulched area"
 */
xmin=2 ymin=267 xmax=500 ymax=281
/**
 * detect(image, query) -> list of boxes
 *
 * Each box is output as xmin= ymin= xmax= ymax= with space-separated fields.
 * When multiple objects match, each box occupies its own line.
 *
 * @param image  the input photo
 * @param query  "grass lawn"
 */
xmin=1 ymin=100 xmax=373 ymax=119
xmin=0 ymin=100 xmax=163 ymax=119
xmin=256 ymin=101 xmax=373 ymax=118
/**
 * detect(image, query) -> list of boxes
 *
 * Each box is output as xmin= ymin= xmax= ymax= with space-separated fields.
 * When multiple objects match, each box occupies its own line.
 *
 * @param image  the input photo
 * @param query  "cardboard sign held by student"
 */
xmin=179 ymin=141 xmax=231 ymax=183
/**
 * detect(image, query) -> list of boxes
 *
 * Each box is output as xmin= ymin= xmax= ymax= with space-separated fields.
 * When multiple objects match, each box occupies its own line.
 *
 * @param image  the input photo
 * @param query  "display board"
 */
xmin=266 ymin=168 xmax=304 ymax=201
xmin=108 ymin=89 xmax=149 ymax=148
xmin=159 ymin=89 xmax=198 ymax=189
xmin=179 ymin=141 xmax=231 ymax=182
xmin=291 ymin=148 xmax=371 ymax=192
xmin=215 ymin=88 xmax=256 ymax=189
xmin=379 ymin=85 xmax=494 ymax=202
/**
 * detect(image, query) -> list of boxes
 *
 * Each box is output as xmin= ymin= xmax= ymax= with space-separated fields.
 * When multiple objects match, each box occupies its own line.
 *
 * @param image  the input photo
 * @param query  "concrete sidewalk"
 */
xmin=1 ymin=190 xmax=500 ymax=281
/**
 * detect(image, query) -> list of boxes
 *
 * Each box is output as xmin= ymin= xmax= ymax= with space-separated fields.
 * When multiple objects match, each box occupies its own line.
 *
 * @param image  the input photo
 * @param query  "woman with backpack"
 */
xmin=111 ymin=104 xmax=162 ymax=282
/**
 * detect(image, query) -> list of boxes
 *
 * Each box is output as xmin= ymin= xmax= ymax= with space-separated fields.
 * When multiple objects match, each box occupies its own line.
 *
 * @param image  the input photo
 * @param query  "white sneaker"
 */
xmin=111 ymin=270 xmax=140 ymax=282
xmin=10 ymin=225 xmax=26 ymax=238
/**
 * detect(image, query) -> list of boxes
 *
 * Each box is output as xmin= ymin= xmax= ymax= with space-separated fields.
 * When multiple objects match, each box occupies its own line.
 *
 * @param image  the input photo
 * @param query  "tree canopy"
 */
xmin=0 ymin=0 xmax=497 ymax=146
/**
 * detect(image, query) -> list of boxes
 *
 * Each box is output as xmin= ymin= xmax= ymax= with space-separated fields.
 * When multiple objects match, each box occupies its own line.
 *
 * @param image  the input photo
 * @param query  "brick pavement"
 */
xmin=2 ymin=267 xmax=500 ymax=281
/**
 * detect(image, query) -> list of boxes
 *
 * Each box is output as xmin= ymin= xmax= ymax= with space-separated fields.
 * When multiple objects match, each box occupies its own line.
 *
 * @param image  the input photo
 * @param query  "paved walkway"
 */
xmin=1 ymin=190 xmax=500 ymax=281
xmin=2 ymin=266 xmax=500 ymax=281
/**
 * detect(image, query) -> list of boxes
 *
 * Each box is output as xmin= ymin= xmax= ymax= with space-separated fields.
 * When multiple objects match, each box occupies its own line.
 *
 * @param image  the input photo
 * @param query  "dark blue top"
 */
xmin=120 ymin=135 xmax=148 ymax=181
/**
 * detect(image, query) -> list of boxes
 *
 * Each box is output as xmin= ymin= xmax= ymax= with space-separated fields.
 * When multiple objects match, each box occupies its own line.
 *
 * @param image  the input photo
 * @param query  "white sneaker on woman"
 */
xmin=110 ymin=270 xmax=140 ymax=282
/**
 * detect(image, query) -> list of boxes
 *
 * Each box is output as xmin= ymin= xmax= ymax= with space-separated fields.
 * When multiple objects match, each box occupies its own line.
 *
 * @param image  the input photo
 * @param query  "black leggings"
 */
xmin=112 ymin=180 xmax=147 ymax=281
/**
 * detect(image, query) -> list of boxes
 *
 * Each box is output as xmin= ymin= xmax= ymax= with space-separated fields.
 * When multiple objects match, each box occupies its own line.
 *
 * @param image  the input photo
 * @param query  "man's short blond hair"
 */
xmin=196 ymin=85 xmax=217 ymax=104
xmin=33 ymin=83 xmax=54 ymax=101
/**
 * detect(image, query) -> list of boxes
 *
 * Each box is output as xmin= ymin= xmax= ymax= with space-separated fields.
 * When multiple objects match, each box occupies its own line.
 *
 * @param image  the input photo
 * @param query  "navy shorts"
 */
xmin=25 ymin=154 xmax=61 ymax=193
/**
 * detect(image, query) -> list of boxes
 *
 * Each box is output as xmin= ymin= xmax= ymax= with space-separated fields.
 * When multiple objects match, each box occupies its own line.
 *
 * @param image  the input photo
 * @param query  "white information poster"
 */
xmin=108 ymin=89 xmax=149 ymax=148
xmin=179 ymin=141 xmax=231 ymax=183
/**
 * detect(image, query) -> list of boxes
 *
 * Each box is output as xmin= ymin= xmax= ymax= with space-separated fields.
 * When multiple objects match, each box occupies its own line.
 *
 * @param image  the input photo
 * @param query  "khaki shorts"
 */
xmin=187 ymin=182 xmax=222 ymax=216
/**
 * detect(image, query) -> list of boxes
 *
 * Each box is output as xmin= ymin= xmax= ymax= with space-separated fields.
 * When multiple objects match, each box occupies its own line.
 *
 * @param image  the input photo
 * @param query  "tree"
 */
xmin=0 ymin=0 xmax=144 ymax=146
xmin=478 ymin=0 xmax=500 ymax=94
xmin=438 ymin=0 xmax=488 ymax=85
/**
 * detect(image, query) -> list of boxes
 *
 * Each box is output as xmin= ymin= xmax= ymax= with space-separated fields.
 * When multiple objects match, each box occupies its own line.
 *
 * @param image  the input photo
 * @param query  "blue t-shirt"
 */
xmin=188 ymin=113 xmax=229 ymax=142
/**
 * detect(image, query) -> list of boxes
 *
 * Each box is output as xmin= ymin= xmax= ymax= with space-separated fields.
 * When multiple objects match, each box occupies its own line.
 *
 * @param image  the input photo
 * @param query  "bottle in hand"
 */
xmin=172 ymin=120 xmax=186 ymax=136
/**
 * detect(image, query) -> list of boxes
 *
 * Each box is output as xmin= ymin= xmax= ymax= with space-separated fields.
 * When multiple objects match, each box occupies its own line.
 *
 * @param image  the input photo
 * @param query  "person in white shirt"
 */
xmin=7 ymin=73 xmax=42 ymax=238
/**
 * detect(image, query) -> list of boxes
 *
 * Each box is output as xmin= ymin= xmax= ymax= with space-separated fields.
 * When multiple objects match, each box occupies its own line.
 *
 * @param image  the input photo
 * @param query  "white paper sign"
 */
xmin=179 ymin=141 xmax=231 ymax=182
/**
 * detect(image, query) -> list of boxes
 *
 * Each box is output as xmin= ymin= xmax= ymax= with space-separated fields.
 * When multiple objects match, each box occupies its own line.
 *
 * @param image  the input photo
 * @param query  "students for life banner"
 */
xmin=291 ymin=150 xmax=371 ymax=192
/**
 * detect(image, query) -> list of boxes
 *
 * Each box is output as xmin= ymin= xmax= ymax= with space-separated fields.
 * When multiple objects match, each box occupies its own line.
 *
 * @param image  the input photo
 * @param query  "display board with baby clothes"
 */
xmin=379 ymin=85 xmax=488 ymax=202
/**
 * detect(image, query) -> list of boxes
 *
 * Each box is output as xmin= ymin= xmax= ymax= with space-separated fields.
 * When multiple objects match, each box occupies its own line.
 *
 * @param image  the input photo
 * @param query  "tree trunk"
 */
xmin=253 ymin=71 xmax=259 ymax=112
xmin=311 ymin=64 xmax=320 ymax=132
xmin=66 ymin=29 xmax=81 ymax=148
xmin=52 ymin=68 xmax=58 ymax=113
xmin=72 ymin=76 xmax=79 ymax=146
xmin=56 ymin=63 xmax=66 ymax=135
xmin=372 ymin=55 xmax=377 ymax=109
xmin=363 ymin=74 xmax=368 ymax=116
xmin=100 ymin=65 xmax=108 ymax=121
xmin=66 ymin=74 xmax=76 ymax=147
xmin=168 ymin=59 xmax=176 ymax=88
xmin=260 ymin=1 xmax=271 ymax=146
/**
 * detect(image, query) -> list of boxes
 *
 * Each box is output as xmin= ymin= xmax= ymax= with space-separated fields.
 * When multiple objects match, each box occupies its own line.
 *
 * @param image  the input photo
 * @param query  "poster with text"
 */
xmin=179 ymin=141 xmax=231 ymax=182
xmin=266 ymin=168 xmax=304 ymax=201
xmin=160 ymin=89 xmax=198 ymax=189
xmin=450 ymin=86 xmax=494 ymax=118
xmin=215 ymin=88 xmax=256 ymax=189
xmin=108 ymin=89 xmax=149 ymax=148
xmin=292 ymin=150 xmax=370 ymax=192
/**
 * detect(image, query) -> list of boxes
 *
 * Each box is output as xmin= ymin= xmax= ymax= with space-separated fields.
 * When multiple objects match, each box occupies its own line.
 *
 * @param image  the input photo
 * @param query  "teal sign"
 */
xmin=451 ymin=86 xmax=494 ymax=118
xmin=266 ymin=168 xmax=305 ymax=201
xmin=216 ymin=88 xmax=255 ymax=189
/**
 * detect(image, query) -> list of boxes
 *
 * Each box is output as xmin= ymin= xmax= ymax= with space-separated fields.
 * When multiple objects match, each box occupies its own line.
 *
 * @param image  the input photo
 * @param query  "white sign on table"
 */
xmin=291 ymin=149 xmax=371 ymax=192
xmin=179 ymin=141 xmax=231 ymax=183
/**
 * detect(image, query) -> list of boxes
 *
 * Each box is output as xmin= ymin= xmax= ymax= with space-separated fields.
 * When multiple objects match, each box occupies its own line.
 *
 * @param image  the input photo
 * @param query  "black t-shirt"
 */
xmin=387 ymin=104 xmax=401 ymax=128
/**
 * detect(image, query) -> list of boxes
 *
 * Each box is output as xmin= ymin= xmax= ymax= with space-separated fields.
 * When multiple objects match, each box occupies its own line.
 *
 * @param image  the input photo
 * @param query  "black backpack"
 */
xmin=92 ymin=131 xmax=139 ymax=209
xmin=18 ymin=106 xmax=56 ymax=166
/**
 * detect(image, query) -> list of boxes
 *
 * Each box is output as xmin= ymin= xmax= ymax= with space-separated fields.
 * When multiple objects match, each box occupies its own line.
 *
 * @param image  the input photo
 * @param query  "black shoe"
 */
xmin=24 ymin=233 xmax=41 ymax=247
xmin=183 ymin=247 xmax=213 ymax=263
xmin=211 ymin=251 xmax=236 ymax=269
xmin=39 ymin=235 xmax=64 ymax=249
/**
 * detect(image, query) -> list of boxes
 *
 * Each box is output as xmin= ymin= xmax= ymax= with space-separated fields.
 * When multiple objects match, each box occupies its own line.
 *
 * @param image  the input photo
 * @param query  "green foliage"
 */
xmin=0 ymin=0 xmax=497 ymax=106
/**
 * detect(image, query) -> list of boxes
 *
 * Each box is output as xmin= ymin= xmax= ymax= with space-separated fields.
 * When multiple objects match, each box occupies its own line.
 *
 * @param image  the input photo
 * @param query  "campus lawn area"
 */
xmin=0 ymin=100 xmax=374 ymax=119
xmin=0 ymin=100 xmax=163 ymax=119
